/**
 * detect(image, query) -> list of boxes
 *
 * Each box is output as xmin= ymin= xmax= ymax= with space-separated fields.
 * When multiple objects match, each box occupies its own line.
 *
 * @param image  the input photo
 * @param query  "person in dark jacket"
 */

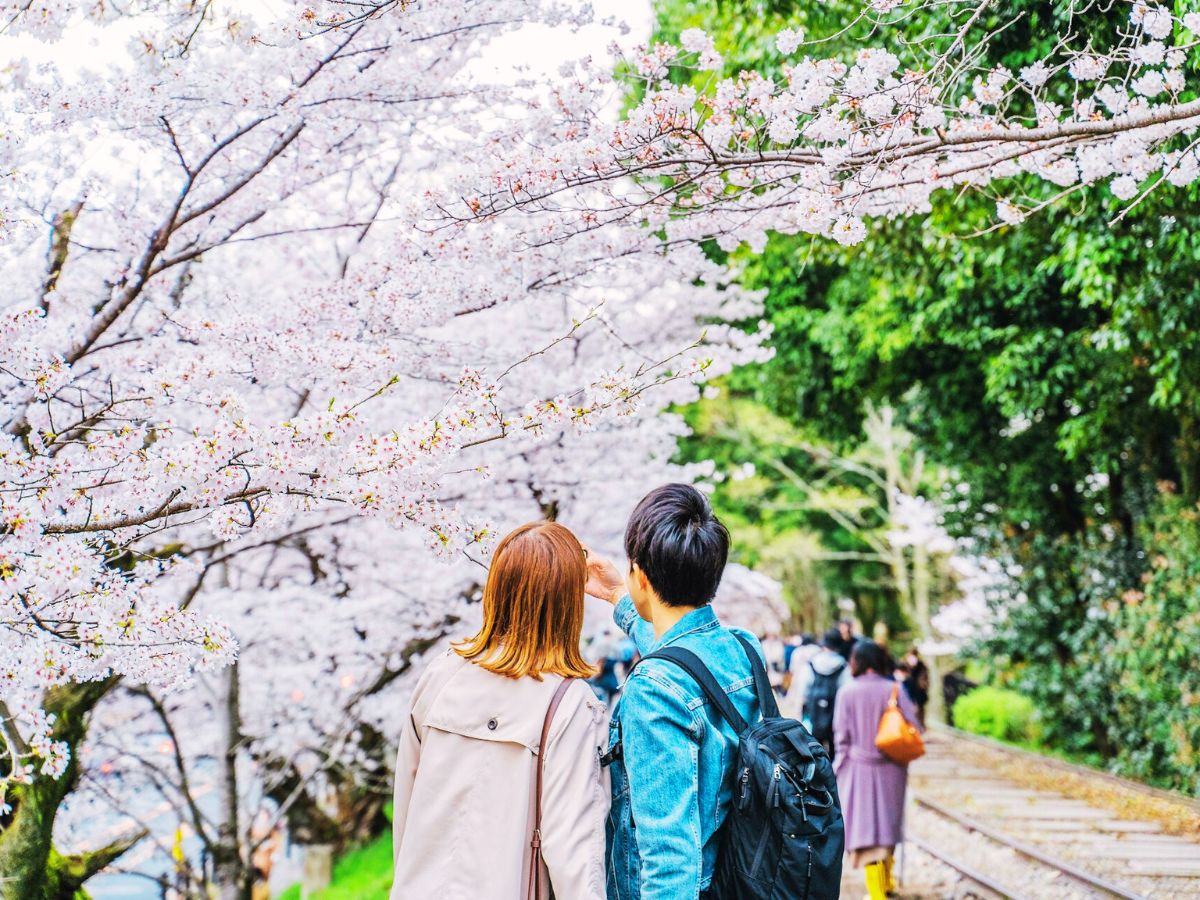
xmin=830 ymin=618 xmax=857 ymax=660
xmin=897 ymin=646 xmax=930 ymax=726
xmin=791 ymin=628 xmax=851 ymax=759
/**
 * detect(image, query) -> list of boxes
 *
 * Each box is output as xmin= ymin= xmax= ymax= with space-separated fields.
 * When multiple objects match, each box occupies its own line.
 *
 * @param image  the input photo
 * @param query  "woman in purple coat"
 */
xmin=833 ymin=640 xmax=922 ymax=900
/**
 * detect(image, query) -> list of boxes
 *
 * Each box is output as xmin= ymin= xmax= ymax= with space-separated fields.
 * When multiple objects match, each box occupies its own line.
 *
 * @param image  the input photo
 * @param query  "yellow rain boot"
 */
xmin=864 ymin=862 xmax=889 ymax=900
xmin=884 ymin=853 xmax=898 ymax=894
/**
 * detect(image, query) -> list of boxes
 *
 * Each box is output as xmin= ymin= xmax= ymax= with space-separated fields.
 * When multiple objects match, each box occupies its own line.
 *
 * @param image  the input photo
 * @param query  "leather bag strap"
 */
xmin=528 ymin=677 xmax=575 ymax=900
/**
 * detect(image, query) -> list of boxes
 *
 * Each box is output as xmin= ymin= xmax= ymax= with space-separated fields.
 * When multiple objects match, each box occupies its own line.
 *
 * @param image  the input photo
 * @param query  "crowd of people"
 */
xmin=389 ymin=483 xmax=926 ymax=900
xmin=777 ymin=623 xmax=930 ymax=742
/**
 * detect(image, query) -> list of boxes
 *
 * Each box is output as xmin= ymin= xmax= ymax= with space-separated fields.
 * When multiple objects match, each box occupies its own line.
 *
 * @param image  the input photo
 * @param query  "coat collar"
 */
xmin=652 ymin=603 xmax=718 ymax=651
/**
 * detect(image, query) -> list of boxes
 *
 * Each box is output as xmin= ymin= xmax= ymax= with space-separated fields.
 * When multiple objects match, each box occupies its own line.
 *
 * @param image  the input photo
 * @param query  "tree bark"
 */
xmin=912 ymin=542 xmax=946 ymax=724
xmin=0 ymin=678 xmax=134 ymax=900
xmin=211 ymin=662 xmax=251 ymax=900
xmin=1177 ymin=409 xmax=1200 ymax=505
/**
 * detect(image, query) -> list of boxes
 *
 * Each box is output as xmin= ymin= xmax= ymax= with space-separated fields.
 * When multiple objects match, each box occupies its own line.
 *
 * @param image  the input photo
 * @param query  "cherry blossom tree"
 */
xmin=50 ymin=325 xmax=757 ymax=896
xmin=9 ymin=0 xmax=1193 ymax=889
xmin=0 ymin=0 xmax=769 ymax=890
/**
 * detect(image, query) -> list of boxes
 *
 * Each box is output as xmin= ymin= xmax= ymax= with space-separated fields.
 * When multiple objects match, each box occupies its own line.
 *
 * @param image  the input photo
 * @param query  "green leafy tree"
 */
xmin=660 ymin=0 xmax=1200 ymax=783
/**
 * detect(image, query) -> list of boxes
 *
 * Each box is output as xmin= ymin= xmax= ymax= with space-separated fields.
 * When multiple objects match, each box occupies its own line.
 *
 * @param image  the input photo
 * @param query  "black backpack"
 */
xmin=646 ymin=634 xmax=844 ymax=900
xmin=802 ymin=658 xmax=846 ymax=746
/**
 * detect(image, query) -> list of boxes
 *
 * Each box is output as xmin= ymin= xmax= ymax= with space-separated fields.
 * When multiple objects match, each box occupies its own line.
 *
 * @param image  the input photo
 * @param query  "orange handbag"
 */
xmin=875 ymin=683 xmax=925 ymax=764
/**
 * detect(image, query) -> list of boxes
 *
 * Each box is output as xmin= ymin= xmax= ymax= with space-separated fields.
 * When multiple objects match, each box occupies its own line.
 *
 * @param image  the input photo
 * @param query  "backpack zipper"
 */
xmin=750 ymin=765 xmax=784 ymax=878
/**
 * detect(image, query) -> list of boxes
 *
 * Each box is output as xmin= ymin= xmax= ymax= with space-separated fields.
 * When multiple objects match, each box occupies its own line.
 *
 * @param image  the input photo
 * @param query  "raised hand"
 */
xmin=583 ymin=548 xmax=626 ymax=604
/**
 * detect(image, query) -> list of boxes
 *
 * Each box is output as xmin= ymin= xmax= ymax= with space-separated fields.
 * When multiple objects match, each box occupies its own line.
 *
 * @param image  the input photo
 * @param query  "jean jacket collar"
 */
xmin=652 ymin=603 xmax=718 ymax=652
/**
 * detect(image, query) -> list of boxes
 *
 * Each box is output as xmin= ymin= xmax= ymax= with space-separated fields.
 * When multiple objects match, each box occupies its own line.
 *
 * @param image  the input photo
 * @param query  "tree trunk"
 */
xmin=1177 ymin=409 xmax=1200 ymax=505
xmin=0 ymin=678 xmax=137 ymax=900
xmin=912 ymin=543 xmax=945 ymax=724
xmin=211 ymin=662 xmax=251 ymax=900
xmin=877 ymin=413 xmax=914 ymax=626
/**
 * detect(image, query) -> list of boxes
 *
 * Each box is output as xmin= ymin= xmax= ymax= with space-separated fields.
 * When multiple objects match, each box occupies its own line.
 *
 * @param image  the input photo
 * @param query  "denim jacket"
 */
xmin=604 ymin=595 xmax=766 ymax=900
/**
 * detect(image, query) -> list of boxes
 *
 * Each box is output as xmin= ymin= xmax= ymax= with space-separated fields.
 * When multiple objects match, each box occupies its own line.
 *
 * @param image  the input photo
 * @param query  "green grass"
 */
xmin=276 ymin=831 xmax=393 ymax=900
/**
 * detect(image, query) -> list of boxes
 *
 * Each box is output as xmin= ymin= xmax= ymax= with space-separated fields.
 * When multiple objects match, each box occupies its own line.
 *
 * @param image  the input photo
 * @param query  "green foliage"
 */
xmin=954 ymin=686 xmax=1038 ymax=744
xmin=1105 ymin=497 xmax=1200 ymax=791
xmin=657 ymin=0 xmax=1200 ymax=788
xmin=678 ymin=389 xmax=945 ymax=633
xmin=973 ymin=493 xmax=1200 ymax=791
xmin=277 ymin=832 xmax=393 ymax=900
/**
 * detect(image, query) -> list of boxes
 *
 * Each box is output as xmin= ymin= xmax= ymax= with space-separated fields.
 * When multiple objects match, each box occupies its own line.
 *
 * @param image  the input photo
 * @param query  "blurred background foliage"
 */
xmin=660 ymin=0 xmax=1200 ymax=790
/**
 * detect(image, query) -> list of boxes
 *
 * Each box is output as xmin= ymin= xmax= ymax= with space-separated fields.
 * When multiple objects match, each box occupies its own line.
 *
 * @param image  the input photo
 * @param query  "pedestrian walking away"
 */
xmin=897 ymin=647 xmax=930 ymax=728
xmin=831 ymin=618 xmax=858 ymax=661
xmin=781 ymin=633 xmax=821 ymax=718
xmin=833 ymin=639 xmax=924 ymax=900
xmin=794 ymin=628 xmax=852 ymax=759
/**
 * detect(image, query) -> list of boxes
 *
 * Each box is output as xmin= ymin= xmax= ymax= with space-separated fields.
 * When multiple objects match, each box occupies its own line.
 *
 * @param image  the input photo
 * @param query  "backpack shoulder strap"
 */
xmin=734 ymin=633 xmax=780 ymax=719
xmin=648 ymin=647 xmax=749 ymax=733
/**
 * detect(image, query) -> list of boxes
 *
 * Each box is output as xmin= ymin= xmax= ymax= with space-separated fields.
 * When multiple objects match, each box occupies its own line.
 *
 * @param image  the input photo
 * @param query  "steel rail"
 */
xmin=906 ymin=833 xmax=1036 ymax=900
xmin=913 ymin=794 xmax=1149 ymax=900
xmin=933 ymin=723 xmax=1200 ymax=814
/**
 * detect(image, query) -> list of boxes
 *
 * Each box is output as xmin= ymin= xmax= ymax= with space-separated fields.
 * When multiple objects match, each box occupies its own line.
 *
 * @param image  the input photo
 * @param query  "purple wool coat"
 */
xmin=832 ymin=672 xmax=922 ymax=852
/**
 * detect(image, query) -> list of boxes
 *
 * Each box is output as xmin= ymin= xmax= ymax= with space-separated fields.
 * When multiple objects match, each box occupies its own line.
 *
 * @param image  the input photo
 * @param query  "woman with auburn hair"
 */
xmin=390 ymin=522 xmax=609 ymax=900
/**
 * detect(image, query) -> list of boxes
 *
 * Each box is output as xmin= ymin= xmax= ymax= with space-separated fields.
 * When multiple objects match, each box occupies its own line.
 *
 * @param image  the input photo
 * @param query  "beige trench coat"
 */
xmin=390 ymin=650 xmax=610 ymax=900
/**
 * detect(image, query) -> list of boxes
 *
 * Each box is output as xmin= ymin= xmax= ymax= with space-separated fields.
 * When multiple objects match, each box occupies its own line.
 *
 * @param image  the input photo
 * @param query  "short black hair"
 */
xmin=849 ymin=640 xmax=892 ymax=678
xmin=624 ymin=483 xmax=729 ymax=607
xmin=821 ymin=628 xmax=842 ymax=650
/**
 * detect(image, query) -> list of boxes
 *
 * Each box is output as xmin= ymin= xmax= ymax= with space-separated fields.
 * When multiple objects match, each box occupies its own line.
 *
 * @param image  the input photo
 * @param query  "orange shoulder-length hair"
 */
xmin=454 ymin=521 xmax=596 ymax=679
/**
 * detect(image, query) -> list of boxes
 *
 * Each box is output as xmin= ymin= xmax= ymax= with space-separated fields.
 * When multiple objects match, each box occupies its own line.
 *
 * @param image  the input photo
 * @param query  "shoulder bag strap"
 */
xmin=528 ymin=677 xmax=575 ymax=900
xmin=649 ymin=647 xmax=749 ymax=733
xmin=733 ymin=633 xmax=780 ymax=719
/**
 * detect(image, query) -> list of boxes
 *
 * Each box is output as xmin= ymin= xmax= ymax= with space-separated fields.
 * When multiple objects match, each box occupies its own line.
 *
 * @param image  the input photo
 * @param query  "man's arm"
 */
xmin=581 ymin=551 xmax=657 ymax=653
xmin=620 ymin=667 xmax=704 ymax=900
xmin=613 ymin=593 xmax=655 ymax=654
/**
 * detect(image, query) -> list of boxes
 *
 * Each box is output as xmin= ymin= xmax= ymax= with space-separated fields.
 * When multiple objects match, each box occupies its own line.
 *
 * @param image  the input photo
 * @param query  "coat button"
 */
xmin=487 ymin=718 xmax=498 ymax=730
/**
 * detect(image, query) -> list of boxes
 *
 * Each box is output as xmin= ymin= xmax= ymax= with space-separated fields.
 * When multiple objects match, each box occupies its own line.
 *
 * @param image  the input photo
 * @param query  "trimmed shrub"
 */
xmin=953 ymin=686 xmax=1038 ymax=743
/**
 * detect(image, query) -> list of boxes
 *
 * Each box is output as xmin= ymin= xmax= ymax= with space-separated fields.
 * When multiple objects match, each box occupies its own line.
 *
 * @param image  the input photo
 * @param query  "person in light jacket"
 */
xmin=390 ymin=522 xmax=610 ymax=900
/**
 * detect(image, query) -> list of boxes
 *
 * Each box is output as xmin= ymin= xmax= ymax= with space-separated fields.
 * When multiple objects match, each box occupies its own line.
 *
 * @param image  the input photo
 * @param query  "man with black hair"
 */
xmin=584 ymin=483 xmax=769 ymax=900
xmin=831 ymin=618 xmax=858 ymax=661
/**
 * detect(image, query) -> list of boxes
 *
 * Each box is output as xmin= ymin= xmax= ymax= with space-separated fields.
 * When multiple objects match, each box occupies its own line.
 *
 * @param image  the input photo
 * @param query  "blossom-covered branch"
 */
xmin=441 ymin=0 xmax=1200 ymax=246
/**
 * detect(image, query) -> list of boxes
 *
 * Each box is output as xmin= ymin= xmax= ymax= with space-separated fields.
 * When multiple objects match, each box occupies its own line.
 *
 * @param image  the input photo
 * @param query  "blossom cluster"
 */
xmin=0 ymin=0 xmax=770 ymax=834
xmin=444 ymin=0 xmax=1200 ymax=246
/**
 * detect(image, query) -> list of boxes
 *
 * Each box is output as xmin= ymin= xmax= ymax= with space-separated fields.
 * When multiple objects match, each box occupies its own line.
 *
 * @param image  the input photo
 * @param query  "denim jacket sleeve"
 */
xmin=613 ymin=593 xmax=656 ymax=655
xmin=620 ymin=665 xmax=704 ymax=900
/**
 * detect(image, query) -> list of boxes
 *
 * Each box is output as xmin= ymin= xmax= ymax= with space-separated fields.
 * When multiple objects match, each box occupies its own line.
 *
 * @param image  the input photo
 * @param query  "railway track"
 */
xmin=933 ymin=724 xmax=1200 ymax=816
xmin=903 ymin=731 xmax=1200 ymax=899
